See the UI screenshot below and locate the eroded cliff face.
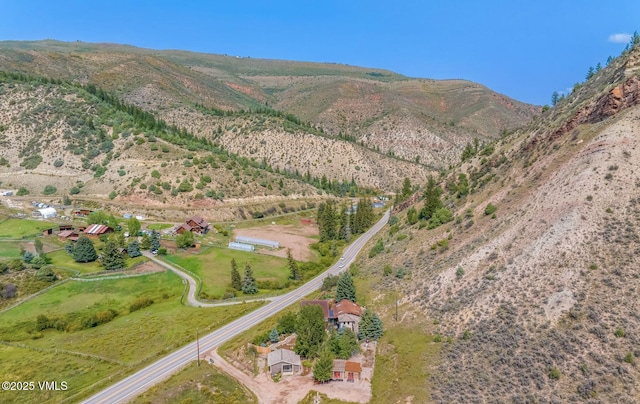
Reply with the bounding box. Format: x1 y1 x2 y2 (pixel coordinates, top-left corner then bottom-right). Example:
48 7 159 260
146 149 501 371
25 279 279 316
548 75 640 144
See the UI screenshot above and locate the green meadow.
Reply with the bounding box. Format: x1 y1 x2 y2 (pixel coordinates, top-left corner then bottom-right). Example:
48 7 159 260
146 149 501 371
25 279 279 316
165 246 289 299
0 271 263 403
0 218 52 239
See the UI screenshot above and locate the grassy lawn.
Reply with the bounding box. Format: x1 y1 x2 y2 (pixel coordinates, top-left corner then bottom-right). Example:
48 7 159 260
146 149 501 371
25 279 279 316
0 271 264 402
166 246 289 298
146 223 173 231
0 343 120 404
0 218 52 238
47 249 147 274
370 324 441 404
0 241 21 258
131 361 256 404
299 391 355 404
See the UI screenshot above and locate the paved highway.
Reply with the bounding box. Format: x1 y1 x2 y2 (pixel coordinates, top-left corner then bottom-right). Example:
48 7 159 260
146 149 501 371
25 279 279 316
82 209 390 404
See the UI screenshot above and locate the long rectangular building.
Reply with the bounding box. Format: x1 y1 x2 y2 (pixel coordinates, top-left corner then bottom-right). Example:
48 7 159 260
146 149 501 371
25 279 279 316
235 236 279 249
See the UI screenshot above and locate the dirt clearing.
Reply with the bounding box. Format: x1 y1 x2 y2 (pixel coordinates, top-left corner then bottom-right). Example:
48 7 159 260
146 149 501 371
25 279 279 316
233 221 318 262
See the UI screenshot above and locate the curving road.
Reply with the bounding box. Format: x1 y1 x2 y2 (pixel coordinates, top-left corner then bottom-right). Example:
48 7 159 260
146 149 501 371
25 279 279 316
82 209 390 404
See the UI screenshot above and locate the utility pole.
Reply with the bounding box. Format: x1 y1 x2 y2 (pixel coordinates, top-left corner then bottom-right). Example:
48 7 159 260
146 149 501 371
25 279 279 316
196 329 200 366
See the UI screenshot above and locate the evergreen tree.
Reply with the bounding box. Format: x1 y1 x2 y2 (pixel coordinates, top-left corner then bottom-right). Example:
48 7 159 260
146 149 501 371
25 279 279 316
551 91 559 106
338 204 351 242
73 235 98 263
102 240 125 270
456 173 469 197
359 310 384 340
127 217 141 236
242 264 258 294
287 249 301 280
65 241 74 254
269 328 280 343
140 234 151 250
335 271 356 303
401 177 412 199
30 255 46 269
406 207 418 225
419 176 443 220
127 240 142 258
230 258 242 290
295 304 326 358
22 251 34 263
318 201 338 242
36 267 57 282
313 348 334 383
150 230 161 251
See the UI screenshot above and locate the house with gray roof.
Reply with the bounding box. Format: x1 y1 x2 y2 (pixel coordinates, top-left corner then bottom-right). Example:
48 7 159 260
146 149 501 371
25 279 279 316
267 348 301 376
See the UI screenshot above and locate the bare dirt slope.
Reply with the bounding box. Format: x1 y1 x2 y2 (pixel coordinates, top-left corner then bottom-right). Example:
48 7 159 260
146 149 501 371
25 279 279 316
358 46 640 402
0 40 538 172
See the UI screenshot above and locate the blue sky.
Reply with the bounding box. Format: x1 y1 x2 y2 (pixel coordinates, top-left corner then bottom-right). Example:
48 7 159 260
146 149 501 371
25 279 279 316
1 0 638 105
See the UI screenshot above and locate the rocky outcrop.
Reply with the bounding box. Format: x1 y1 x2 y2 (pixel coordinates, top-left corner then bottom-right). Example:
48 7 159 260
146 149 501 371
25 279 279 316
549 75 640 143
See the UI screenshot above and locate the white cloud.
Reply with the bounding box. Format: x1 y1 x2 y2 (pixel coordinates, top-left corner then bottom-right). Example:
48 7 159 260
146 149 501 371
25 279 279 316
608 33 632 44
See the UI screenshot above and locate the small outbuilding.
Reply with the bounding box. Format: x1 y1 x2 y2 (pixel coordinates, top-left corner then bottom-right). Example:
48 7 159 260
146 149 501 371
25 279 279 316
267 348 301 377
332 360 362 382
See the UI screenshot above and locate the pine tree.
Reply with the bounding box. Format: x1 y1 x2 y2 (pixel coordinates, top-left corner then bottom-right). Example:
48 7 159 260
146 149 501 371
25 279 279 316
401 177 412 199
230 258 242 290
335 271 356 303
419 176 443 220
127 240 142 258
102 240 125 270
242 264 258 294
313 349 334 383
73 235 98 263
338 204 351 242
150 230 161 251
295 305 326 358
287 249 301 280
359 310 384 340
269 328 280 343
551 91 559 106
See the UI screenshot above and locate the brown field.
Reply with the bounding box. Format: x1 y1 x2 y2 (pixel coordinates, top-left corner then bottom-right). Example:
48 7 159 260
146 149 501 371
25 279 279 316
233 221 318 262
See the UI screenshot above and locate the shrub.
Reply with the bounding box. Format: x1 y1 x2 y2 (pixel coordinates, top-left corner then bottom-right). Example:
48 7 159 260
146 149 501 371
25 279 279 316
484 203 497 216
108 191 117 200
321 275 339 291
624 352 635 364
42 185 57 195
151 170 161 179
16 187 29 196
69 186 80 195
368 239 384 258
53 159 64 168
614 327 625 338
130 297 154 312
548 367 561 380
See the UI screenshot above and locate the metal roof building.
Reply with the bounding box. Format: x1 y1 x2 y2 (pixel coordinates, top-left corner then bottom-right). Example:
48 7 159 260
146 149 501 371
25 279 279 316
228 242 255 252
235 236 279 249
